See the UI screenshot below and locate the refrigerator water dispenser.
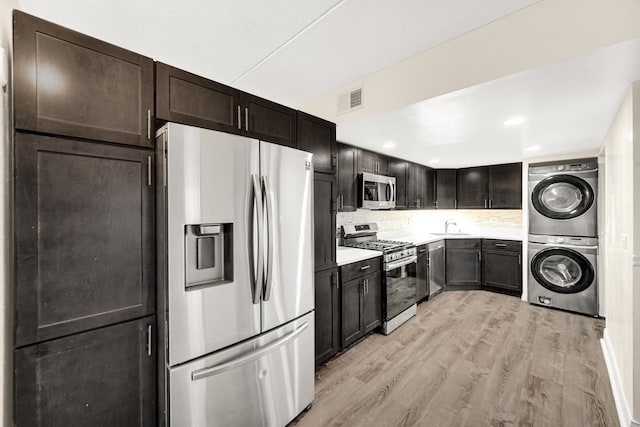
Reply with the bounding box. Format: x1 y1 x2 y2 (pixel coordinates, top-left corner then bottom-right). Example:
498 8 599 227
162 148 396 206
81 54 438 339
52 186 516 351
185 224 233 289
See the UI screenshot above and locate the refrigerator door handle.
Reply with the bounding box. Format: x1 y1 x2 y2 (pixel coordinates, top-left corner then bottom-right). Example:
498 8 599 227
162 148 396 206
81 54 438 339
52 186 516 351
249 174 264 304
262 175 276 301
190 322 309 381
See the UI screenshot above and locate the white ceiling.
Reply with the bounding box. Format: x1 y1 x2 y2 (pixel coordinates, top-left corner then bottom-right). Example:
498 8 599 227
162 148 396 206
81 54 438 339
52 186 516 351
337 37 640 168
19 0 539 106
17 0 640 169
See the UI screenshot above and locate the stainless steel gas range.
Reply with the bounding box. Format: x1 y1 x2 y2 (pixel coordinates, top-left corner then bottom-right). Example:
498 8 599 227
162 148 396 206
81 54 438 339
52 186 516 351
342 223 417 334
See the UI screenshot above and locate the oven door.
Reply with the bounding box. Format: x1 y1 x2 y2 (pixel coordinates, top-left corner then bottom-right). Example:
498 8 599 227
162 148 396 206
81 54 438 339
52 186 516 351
384 256 417 320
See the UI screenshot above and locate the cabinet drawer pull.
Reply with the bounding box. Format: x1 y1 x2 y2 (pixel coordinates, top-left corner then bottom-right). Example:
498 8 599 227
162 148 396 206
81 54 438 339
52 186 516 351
360 265 370 271
419 249 427 253
494 243 507 247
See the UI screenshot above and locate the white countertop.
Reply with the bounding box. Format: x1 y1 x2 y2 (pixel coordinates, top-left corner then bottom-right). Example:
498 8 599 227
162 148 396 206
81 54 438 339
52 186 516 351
336 246 382 266
336 227 523 266
387 228 524 246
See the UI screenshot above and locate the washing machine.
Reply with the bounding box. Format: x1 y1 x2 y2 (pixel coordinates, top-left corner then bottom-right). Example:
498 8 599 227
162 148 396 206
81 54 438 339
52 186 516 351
528 234 598 316
529 158 597 237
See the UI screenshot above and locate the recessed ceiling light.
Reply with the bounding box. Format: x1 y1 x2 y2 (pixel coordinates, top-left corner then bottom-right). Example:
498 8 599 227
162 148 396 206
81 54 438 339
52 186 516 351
504 116 527 126
429 159 440 164
382 141 396 149
525 145 541 152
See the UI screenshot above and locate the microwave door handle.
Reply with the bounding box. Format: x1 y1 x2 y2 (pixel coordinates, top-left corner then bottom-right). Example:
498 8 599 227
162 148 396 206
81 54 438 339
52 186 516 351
262 176 275 301
250 175 264 304
389 180 395 202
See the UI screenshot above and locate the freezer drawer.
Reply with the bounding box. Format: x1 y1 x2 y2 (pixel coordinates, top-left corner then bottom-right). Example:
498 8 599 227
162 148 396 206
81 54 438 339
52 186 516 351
169 312 314 427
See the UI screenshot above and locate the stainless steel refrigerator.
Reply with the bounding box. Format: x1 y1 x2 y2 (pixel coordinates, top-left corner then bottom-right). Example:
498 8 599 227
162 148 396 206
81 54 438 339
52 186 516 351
156 123 315 426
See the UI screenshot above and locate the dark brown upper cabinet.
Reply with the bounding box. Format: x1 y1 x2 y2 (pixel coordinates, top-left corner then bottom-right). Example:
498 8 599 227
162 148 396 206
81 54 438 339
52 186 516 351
424 167 435 209
15 316 156 427
406 163 435 210
388 158 408 209
313 172 337 272
156 63 239 134
155 63 297 147
457 166 489 209
241 92 297 147
357 149 388 175
488 162 522 209
297 111 336 174
13 11 154 148
435 169 457 209
337 143 358 212
14 133 155 347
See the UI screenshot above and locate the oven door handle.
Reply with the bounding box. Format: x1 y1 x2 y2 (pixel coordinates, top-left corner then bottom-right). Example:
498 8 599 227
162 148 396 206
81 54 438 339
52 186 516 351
385 255 417 271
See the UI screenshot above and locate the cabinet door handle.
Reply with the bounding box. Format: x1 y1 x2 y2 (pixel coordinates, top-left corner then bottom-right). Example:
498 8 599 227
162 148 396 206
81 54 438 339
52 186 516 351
332 271 338 288
419 249 427 253
435 200 438 209
365 278 369 294
245 108 249 131
489 199 492 209
518 254 521 265
147 110 151 140
484 199 488 208
455 199 458 209
478 252 481 262
360 265 370 271
147 156 152 187
146 324 152 356
237 106 242 130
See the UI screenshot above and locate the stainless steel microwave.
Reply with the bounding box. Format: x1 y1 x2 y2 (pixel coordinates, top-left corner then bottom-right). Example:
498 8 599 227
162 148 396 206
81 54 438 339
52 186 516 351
358 172 396 209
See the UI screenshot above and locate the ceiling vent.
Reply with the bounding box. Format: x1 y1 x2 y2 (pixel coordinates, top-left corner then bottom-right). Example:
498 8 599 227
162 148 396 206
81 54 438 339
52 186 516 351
337 86 364 115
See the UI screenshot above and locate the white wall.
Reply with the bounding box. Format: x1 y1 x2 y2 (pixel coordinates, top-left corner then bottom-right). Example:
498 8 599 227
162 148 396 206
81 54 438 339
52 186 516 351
0 1 20 426
301 0 640 124
601 82 640 426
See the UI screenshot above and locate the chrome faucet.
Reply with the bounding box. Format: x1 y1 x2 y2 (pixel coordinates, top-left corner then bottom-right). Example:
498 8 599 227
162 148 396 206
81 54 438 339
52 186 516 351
444 219 458 234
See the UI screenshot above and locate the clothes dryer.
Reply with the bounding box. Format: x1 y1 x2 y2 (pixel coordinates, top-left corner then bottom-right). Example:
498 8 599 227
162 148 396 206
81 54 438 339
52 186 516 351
528 158 597 237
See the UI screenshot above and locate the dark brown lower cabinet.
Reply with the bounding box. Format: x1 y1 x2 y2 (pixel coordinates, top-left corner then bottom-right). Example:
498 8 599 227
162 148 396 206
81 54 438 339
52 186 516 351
314 268 340 366
15 316 156 427
445 239 482 289
362 271 382 334
482 240 523 297
340 261 381 348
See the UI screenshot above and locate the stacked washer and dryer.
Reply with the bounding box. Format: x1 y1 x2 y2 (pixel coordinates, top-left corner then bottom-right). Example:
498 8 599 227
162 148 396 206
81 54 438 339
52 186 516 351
528 158 599 316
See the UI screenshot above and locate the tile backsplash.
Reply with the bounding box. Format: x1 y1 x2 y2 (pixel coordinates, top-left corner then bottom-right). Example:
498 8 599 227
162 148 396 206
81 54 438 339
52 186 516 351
337 209 522 237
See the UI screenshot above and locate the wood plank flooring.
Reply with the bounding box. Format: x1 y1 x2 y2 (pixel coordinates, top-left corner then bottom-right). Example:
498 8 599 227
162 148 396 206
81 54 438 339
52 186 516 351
293 291 618 427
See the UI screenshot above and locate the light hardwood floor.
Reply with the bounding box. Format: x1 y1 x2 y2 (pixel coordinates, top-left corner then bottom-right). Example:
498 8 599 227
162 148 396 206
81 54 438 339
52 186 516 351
294 290 618 427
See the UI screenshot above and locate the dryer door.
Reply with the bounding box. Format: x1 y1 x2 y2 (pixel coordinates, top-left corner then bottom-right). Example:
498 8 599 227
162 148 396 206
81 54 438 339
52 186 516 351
531 175 594 220
530 247 594 294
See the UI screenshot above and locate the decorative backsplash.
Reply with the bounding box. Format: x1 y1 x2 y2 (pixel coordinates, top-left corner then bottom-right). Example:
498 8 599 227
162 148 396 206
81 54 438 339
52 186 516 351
337 209 522 237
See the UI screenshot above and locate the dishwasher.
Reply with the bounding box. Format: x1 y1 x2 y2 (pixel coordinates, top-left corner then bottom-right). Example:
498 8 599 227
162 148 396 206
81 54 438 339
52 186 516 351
428 241 445 298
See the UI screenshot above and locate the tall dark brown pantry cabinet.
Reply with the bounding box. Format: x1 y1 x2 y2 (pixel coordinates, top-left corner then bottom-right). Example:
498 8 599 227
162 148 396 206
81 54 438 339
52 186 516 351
314 268 340 366
13 11 156 427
